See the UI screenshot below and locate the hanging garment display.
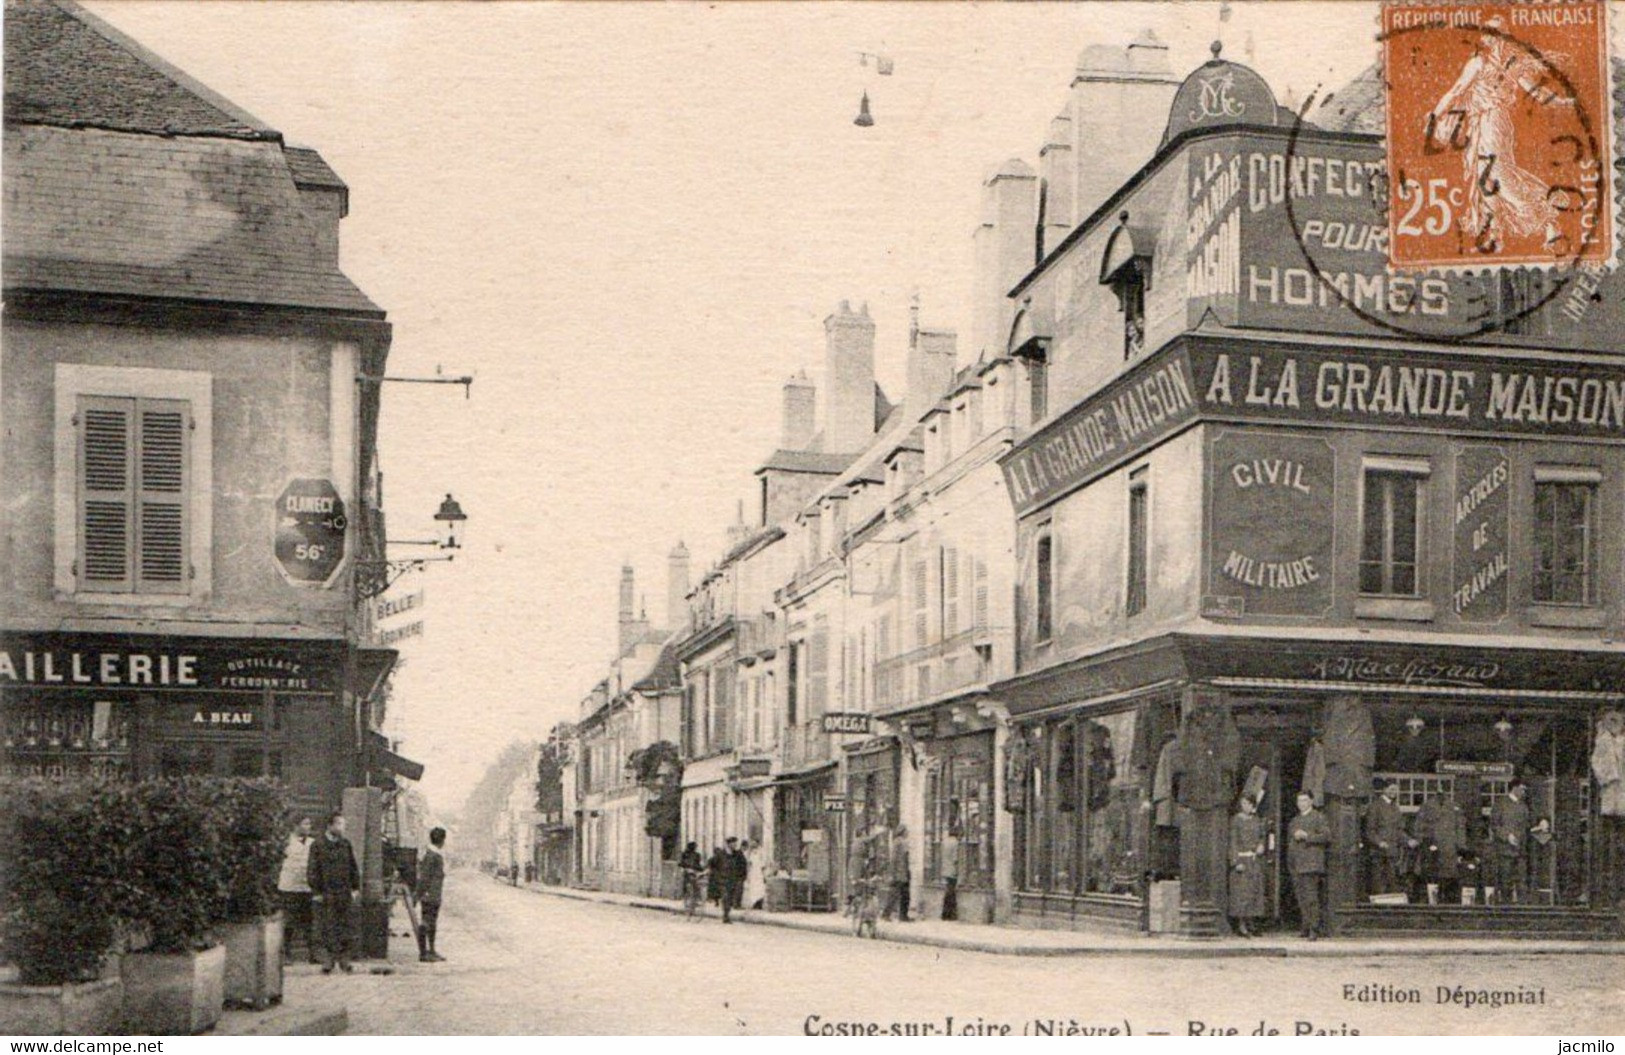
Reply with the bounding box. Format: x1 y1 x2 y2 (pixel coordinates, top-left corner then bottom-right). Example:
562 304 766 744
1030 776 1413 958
1004 730 1031 813
1301 738 1327 807
1153 738 1178 827
1173 697 1241 811
1592 711 1625 817
1322 694 1376 798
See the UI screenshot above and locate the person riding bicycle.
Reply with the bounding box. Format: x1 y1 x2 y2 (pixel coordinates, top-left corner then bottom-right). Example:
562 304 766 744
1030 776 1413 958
678 841 707 920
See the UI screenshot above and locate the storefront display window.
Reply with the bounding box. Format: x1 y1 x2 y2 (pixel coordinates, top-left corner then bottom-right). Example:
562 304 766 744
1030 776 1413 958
1015 709 1147 898
923 732 993 888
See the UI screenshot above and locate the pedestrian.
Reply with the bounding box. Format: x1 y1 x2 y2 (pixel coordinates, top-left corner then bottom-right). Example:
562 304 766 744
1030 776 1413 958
1415 786 1467 905
1488 779 1530 904
1287 791 1330 940
883 826 911 922
679 841 706 920
415 827 448 962
306 811 360 974
706 845 724 906
1364 782 1411 897
718 837 747 923
1228 794 1267 936
277 816 315 964
743 839 767 911
939 827 960 921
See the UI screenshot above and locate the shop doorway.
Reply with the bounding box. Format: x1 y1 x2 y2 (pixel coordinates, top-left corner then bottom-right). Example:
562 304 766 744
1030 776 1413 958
1237 712 1314 932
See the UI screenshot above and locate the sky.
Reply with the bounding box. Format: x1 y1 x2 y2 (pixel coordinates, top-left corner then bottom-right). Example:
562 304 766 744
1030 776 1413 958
83 1 1377 817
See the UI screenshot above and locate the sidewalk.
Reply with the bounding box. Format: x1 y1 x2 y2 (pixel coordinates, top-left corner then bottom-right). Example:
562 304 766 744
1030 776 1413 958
515 877 1625 959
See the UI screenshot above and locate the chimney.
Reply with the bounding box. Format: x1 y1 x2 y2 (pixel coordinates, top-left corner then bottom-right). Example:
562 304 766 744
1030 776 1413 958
971 160 1039 361
666 541 690 631
1071 32 1179 223
915 328 958 406
781 370 816 450
726 499 752 549
617 564 636 652
823 300 876 454
1039 112 1075 256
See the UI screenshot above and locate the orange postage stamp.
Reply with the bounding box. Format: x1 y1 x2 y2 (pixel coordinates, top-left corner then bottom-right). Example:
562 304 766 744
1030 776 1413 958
1382 0 1614 270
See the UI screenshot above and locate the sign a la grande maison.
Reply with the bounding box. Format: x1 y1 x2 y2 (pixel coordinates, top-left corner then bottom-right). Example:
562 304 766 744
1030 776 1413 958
1000 339 1625 516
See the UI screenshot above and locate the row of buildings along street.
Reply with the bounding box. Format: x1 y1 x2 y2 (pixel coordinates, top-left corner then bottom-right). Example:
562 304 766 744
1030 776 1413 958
505 31 1625 942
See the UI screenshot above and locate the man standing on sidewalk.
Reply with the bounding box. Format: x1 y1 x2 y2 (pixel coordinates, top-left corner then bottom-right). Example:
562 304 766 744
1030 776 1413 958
415 827 448 962
718 837 747 923
307 811 360 974
1288 792 1331 940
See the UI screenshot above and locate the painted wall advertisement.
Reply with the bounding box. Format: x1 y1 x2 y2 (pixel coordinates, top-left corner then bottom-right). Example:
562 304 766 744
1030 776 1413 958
1451 444 1510 621
1206 430 1335 616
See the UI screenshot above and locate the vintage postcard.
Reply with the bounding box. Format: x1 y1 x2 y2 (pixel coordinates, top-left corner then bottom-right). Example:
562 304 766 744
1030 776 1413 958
2 0 1624 1040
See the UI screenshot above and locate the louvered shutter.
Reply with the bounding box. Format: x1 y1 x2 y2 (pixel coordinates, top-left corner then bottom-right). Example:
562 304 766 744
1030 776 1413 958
79 397 135 591
135 399 189 593
973 554 989 631
943 546 960 637
912 558 929 648
808 624 828 718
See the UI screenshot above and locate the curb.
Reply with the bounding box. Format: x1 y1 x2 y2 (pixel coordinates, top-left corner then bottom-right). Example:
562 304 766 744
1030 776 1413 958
508 878 1625 959
216 1003 348 1036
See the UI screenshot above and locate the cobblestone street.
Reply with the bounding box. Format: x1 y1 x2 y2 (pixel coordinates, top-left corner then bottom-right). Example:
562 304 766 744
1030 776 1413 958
283 873 1625 1035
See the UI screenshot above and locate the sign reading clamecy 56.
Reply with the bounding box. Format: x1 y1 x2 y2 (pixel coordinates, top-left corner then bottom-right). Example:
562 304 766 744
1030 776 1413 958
999 340 1625 518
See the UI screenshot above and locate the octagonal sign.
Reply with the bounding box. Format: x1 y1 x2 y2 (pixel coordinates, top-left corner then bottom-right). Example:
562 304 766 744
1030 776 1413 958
275 477 347 586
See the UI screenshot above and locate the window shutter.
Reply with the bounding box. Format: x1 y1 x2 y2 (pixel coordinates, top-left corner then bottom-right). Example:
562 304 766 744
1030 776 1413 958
808 625 829 718
973 554 989 630
912 558 929 648
78 396 135 591
943 546 960 637
135 399 189 593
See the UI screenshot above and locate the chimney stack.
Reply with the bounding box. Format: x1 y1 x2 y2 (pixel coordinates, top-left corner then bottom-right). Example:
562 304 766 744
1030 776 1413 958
1071 32 1178 224
666 541 690 632
823 301 877 454
617 564 637 653
1039 113 1075 257
910 324 958 407
971 160 1039 361
781 370 816 450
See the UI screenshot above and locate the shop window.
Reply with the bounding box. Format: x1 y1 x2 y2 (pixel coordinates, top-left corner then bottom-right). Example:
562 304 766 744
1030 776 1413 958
1359 461 1427 596
1034 530 1055 643
923 734 993 888
1533 471 1597 605
1126 471 1149 617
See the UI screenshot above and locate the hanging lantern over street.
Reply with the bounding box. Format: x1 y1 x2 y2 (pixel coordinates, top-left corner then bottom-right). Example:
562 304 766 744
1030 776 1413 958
854 91 874 127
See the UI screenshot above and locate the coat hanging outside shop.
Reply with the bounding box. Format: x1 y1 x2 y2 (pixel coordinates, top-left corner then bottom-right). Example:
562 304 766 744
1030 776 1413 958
1415 795 1468 880
1593 711 1625 816
1172 699 1241 810
1320 695 1375 800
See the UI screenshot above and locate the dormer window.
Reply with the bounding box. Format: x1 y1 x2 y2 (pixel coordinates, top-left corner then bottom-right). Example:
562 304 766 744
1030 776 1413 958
1101 212 1154 361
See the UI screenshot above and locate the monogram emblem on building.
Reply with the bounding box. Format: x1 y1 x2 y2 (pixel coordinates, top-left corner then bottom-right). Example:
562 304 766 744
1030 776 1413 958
1191 71 1246 122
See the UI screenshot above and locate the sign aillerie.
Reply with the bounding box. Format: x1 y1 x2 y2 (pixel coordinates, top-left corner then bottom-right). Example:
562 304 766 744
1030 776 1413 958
0 633 339 693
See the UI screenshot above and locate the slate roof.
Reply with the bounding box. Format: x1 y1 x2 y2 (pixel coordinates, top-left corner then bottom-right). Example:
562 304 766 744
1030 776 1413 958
756 449 853 475
630 643 681 693
3 0 382 315
4 0 277 139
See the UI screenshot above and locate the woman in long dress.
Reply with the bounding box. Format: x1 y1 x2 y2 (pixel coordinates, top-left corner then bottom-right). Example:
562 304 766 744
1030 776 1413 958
1229 794 1269 937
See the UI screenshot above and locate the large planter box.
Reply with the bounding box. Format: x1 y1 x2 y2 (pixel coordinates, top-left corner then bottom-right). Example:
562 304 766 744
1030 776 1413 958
121 944 225 1035
0 976 124 1036
220 917 283 1010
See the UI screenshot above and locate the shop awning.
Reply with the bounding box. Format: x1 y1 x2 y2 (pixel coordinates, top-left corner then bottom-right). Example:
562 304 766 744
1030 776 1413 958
352 646 399 701
771 759 838 785
367 730 424 782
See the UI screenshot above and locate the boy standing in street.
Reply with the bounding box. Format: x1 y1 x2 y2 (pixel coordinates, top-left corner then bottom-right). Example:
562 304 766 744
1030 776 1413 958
307 811 360 974
416 827 448 961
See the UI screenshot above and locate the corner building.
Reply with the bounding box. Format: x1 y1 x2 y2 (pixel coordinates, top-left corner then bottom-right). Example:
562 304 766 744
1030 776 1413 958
0 0 401 819
990 41 1625 937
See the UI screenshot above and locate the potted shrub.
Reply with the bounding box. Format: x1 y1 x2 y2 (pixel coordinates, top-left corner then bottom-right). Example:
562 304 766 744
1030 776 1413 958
0 779 125 1035
116 779 229 1035
215 780 289 1010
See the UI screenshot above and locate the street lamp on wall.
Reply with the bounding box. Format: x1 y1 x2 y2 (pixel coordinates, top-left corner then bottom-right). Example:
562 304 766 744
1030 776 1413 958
357 493 471 599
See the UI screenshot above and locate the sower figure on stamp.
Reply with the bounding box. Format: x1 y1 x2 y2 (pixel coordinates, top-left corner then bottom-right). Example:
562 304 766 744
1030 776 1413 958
307 810 360 974
415 826 447 961
1426 15 1573 252
1364 782 1413 897
1288 792 1331 940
